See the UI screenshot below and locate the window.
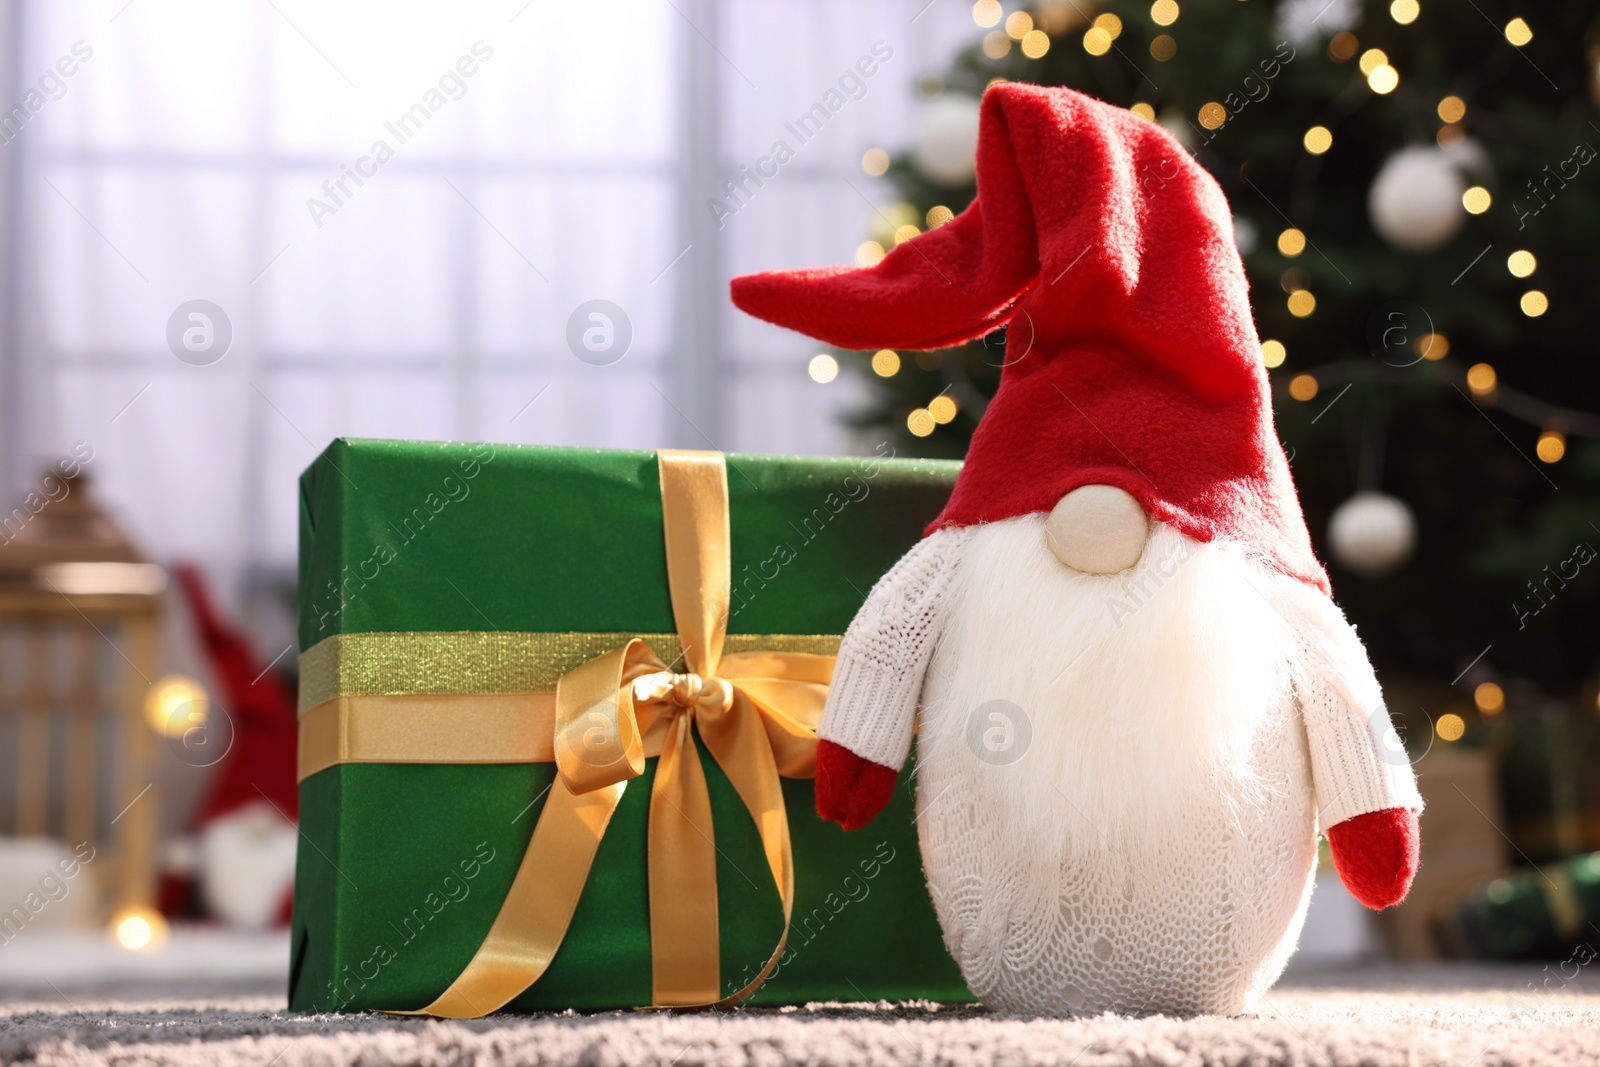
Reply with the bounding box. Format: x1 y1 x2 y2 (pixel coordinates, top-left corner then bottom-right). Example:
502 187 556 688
1 0 970 584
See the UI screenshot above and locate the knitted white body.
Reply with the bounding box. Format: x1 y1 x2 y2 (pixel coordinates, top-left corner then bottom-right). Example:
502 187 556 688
820 518 1422 1017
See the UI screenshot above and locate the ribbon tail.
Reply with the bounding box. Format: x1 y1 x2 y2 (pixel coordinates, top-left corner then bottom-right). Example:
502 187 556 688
394 777 625 1019
649 714 722 1006
696 689 796 1008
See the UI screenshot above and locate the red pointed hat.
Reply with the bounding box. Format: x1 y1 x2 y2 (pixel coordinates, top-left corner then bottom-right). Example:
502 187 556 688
732 83 1327 593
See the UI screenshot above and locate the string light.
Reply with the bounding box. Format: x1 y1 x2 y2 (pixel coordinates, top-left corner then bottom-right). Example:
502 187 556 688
983 31 1012 58
855 241 885 267
144 676 208 738
1417 332 1449 360
894 224 921 245
861 148 889 176
1475 682 1505 714
1507 250 1537 277
1005 11 1033 38
1304 126 1333 154
1287 290 1316 317
1437 95 1467 123
111 907 168 952
1289 374 1319 401
1130 102 1156 120
1327 32 1358 62
1521 290 1549 317
1035 3 1075 34
1368 64 1400 94
1537 429 1566 463
886 201 920 228
1462 186 1492 213
871 350 901 377
1504 17 1532 47
1466 362 1497 396
1198 102 1226 129
1359 48 1389 74
1094 13 1123 37
1277 228 1306 256
928 395 958 423
1151 0 1180 27
971 0 1002 29
1437 124 1465 147
926 205 954 228
1021 29 1051 58
1436 713 1466 741
1261 340 1286 368
1390 0 1419 24
808 354 839 383
1083 26 1112 55
907 409 936 437
1150 35 1176 60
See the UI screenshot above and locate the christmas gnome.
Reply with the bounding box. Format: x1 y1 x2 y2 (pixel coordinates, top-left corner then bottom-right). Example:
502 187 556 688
173 565 300 929
731 84 1421 1017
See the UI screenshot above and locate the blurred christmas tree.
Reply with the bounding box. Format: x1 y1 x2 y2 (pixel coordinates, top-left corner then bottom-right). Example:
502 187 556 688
842 0 1600 708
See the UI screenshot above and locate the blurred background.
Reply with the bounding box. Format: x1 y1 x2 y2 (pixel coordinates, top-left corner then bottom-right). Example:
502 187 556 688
0 0 1595 991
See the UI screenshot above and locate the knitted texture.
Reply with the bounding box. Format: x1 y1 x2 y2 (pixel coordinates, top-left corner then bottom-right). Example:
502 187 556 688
816 525 972 771
821 520 1420 1016
1327 807 1421 910
1274 576 1424 830
730 83 1327 593
916 694 1318 1017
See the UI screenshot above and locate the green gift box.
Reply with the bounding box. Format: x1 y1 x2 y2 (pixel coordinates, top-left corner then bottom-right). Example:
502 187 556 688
1448 852 1600 960
290 438 972 1013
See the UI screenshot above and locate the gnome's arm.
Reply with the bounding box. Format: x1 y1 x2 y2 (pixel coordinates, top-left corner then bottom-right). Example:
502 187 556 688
816 525 972 830
1278 581 1423 910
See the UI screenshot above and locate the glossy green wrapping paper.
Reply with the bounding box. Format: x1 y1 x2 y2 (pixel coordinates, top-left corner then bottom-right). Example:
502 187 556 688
290 438 972 1012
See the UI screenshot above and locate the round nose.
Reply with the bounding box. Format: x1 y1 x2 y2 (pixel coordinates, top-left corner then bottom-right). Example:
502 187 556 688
1045 485 1149 574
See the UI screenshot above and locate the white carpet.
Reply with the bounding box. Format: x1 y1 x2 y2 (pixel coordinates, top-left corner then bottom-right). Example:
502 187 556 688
0 962 1595 1066
0 927 290 996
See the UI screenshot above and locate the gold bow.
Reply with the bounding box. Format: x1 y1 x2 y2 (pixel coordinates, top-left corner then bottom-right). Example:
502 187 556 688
373 449 831 1016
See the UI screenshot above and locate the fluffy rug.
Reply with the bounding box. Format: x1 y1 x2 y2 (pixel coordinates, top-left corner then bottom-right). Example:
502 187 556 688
0 963 1596 1066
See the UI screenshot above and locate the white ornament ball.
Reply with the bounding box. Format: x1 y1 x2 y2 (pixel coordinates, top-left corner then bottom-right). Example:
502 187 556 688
1368 147 1467 252
1328 491 1416 577
912 94 982 187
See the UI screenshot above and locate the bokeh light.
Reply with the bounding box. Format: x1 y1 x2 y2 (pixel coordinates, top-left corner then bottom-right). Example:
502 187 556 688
807 354 838 383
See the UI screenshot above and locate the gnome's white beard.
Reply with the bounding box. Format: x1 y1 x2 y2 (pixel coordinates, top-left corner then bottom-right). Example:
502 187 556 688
917 515 1301 861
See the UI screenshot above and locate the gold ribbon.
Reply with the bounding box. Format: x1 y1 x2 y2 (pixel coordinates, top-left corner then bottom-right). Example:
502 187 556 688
295 631 839 781
1538 863 1585 942
298 450 834 1015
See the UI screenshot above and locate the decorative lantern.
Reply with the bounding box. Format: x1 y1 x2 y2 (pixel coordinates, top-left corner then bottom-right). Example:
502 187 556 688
0 470 165 918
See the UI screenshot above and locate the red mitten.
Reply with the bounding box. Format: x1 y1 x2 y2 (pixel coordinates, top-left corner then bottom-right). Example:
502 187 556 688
815 739 898 831
1325 807 1419 910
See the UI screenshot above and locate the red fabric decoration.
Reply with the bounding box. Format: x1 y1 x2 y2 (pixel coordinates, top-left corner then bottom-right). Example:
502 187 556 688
1326 806 1419 910
815 738 898 831
731 83 1327 594
173 565 300 824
